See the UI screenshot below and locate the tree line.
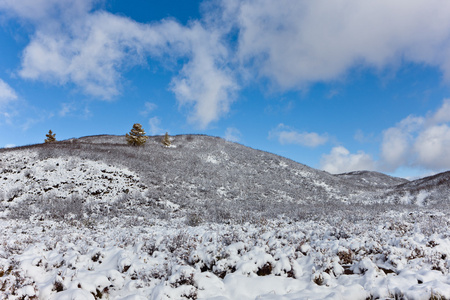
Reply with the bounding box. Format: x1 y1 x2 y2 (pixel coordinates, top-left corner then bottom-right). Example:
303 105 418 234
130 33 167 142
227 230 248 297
45 124 172 147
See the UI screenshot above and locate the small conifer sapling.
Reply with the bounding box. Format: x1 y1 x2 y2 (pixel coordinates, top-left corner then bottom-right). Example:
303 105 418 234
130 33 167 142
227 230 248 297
126 123 148 146
45 130 56 143
162 132 171 147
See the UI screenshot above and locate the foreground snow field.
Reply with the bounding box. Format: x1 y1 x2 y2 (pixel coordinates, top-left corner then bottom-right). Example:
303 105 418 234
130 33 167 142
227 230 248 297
1 212 450 300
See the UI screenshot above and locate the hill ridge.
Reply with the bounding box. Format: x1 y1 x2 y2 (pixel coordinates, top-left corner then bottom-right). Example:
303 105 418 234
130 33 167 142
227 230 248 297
1 134 449 222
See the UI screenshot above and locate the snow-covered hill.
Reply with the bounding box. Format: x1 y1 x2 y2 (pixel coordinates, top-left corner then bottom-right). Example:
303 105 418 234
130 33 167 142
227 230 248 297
1 135 449 299
335 170 408 188
1 135 448 218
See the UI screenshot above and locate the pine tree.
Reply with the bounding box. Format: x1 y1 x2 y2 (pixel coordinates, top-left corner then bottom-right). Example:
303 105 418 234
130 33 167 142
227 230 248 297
45 130 56 143
162 132 171 147
126 123 148 146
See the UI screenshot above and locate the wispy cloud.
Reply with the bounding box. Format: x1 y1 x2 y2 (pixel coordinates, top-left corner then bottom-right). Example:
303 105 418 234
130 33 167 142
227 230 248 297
269 124 328 148
0 78 17 105
0 112 14 125
354 129 375 143
140 102 158 116
22 114 52 131
58 102 91 119
59 102 75 117
224 127 242 142
0 79 18 126
264 99 295 115
148 116 164 136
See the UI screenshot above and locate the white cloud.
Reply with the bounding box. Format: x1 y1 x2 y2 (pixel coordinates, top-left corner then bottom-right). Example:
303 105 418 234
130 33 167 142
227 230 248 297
320 146 376 174
0 0 95 25
4 0 450 129
219 0 450 88
0 79 17 104
325 99 450 174
354 129 374 143
140 102 157 116
0 111 13 125
269 124 328 148
18 12 167 99
58 102 91 118
430 99 450 124
380 99 450 172
380 127 411 170
1 2 238 128
59 102 75 117
414 124 450 169
148 116 164 136
22 115 50 131
4 144 15 148
224 127 242 142
170 24 238 128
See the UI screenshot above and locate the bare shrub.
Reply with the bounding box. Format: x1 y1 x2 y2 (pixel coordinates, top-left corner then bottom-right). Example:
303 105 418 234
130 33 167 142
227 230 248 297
337 250 353 265
41 194 85 220
9 194 85 221
186 212 203 227
313 273 324 286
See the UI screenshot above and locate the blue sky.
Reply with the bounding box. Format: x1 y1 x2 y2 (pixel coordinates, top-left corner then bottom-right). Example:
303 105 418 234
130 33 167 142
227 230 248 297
1 0 450 179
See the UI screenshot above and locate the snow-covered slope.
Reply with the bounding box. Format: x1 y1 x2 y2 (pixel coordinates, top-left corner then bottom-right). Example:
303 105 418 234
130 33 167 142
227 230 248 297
0 149 148 219
336 170 408 187
373 171 450 206
1 135 450 299
0 150 145 202
1 134 448 213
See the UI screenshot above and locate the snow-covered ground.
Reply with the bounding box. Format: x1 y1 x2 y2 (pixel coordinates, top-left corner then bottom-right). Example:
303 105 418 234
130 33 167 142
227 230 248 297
0 150 146 208
1 144 450 299
1 212 450 300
